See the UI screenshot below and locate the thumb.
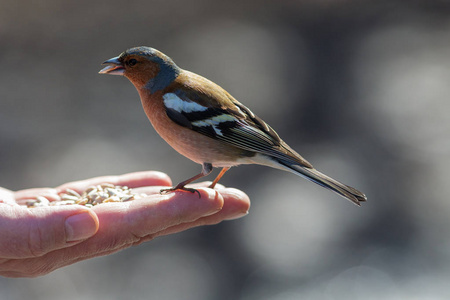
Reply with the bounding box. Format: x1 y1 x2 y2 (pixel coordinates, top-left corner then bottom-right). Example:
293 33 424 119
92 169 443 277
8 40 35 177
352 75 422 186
0 204 99 259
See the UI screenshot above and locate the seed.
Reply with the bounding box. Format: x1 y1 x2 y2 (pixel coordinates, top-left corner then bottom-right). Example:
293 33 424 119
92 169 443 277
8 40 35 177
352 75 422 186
65 188 81 197
101 183 115 189
36 196 50 205
106 188 119 196
85 187 96 195
104 196 121 203
99 191 109 199
61 194 80 201
121 195 135 201
76 198 88 205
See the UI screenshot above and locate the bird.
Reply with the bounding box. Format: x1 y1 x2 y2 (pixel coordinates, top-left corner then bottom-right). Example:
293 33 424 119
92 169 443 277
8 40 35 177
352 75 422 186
99 46 367 206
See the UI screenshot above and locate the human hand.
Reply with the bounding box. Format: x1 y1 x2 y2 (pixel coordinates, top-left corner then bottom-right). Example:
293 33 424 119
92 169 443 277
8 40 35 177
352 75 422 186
0 171 250 278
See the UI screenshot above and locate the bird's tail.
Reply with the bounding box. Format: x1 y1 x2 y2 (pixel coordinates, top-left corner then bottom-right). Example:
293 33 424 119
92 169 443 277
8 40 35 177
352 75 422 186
278 161 367 206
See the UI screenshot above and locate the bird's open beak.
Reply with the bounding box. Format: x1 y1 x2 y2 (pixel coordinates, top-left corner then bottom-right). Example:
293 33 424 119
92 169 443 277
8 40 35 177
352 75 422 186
99 56 124 75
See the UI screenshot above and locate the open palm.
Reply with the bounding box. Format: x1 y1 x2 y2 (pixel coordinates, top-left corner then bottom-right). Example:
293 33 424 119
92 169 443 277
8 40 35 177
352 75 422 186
0 171 250 277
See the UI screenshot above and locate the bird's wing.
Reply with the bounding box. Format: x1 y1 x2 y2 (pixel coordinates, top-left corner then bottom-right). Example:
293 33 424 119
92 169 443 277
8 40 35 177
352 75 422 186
163 76 313 168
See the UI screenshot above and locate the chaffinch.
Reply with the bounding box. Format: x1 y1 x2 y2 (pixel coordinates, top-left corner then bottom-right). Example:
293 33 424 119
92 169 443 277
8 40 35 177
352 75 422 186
99 46 367 206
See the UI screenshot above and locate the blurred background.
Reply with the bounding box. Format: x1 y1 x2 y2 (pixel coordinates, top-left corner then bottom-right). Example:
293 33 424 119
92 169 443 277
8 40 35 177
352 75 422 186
1 0 450 299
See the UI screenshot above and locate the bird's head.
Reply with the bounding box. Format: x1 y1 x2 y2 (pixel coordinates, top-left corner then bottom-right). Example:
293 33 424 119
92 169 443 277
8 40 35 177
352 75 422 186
99 46 180 93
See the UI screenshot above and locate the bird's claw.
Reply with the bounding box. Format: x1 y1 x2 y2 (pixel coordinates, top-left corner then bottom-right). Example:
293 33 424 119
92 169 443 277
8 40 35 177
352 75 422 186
160 187 201 198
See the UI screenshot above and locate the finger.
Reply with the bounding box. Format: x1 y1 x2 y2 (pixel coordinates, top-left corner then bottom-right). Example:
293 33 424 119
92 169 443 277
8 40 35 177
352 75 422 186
0 205 99 259
0 188 16 205
214 187 250 220
132 186 167 195
89 188 223 247
13 188 58 202
55 171 172 194
138 188 250 242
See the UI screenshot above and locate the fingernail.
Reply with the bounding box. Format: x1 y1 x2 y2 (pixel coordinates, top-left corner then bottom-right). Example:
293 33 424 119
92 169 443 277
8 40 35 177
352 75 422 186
226 211 249 220
190 188 223 216
65 212 98 242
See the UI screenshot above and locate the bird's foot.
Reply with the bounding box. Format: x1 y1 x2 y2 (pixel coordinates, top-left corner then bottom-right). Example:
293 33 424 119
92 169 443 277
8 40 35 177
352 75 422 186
160 186 201 198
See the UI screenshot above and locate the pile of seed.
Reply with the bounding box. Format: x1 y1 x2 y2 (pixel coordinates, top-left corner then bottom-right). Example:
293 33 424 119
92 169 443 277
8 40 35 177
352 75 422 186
27 184 146 208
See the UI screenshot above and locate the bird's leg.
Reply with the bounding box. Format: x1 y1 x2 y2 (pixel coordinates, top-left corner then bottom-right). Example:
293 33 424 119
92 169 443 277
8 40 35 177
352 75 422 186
160 163 213 197
209 167 230 189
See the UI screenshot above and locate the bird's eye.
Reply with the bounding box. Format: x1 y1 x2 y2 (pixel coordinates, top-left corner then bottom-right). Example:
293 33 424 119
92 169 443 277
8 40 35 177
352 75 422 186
128 59 137 67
